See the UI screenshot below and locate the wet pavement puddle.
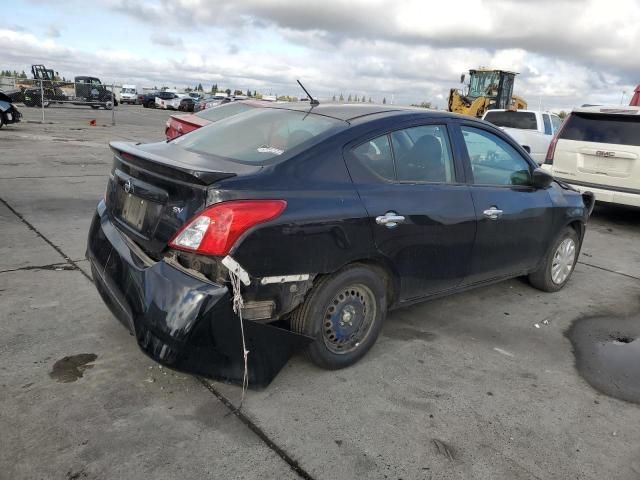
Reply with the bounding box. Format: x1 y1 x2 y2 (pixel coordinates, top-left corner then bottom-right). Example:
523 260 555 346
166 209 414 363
566 315 640 404
49 354 98 383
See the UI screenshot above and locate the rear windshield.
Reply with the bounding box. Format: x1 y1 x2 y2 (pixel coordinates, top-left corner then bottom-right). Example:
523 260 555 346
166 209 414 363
195 102 254 122
484 111 537 129
173 108 344 163
559 113 640 146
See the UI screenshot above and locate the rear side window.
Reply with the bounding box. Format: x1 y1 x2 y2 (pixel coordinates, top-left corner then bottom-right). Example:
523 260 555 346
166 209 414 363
352 125 455 183
391 125 454 183
559 113 640 146
484 111 537 130
196 102 253 122
352 135 394 180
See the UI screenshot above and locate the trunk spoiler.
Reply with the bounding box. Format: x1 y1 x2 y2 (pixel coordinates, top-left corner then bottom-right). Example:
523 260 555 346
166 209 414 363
110 141 244 186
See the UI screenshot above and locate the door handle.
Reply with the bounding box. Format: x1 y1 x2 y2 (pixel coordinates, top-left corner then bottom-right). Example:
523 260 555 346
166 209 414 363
376 212 406 228
483 207 503 220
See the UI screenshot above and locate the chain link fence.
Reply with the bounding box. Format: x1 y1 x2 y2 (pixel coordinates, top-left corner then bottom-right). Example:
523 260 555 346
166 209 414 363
1 75 118 125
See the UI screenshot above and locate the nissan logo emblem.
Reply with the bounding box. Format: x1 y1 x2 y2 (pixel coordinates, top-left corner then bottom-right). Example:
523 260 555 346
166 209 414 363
124 179 133 194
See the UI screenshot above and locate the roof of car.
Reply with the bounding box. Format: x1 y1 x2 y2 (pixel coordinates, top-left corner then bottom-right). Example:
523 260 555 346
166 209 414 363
261 103 459 122
572 105 640 115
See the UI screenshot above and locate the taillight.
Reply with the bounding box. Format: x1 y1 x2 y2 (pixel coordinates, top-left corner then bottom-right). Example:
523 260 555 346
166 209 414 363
169 200 287 256
545 114 569 165
544 136 558 165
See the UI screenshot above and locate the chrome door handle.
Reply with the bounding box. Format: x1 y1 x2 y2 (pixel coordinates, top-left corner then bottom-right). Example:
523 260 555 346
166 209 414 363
483 207 503 220
376 212 406 228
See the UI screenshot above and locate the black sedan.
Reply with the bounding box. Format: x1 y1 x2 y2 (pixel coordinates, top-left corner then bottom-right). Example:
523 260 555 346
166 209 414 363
86 104 594 386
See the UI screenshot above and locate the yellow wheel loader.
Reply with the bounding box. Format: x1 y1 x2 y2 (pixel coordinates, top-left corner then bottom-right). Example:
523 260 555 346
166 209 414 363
448 69 527 118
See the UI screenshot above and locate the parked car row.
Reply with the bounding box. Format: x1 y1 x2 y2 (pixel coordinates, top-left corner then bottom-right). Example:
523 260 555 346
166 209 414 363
193 94 251 112
137 91 198 111
165 100 269 140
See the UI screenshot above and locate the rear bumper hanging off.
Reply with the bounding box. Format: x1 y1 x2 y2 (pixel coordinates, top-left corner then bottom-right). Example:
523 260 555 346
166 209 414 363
86 202 312 388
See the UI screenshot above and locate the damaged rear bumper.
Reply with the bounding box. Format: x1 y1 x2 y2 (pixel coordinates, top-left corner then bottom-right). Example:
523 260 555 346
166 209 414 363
86 201 311 387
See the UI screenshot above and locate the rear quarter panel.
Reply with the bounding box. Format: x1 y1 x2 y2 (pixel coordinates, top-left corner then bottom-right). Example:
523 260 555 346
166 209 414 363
211 134 376 278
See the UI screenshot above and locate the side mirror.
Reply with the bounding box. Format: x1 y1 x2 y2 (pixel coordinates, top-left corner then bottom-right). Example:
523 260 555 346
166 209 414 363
532 168 553 189
460 73 466 84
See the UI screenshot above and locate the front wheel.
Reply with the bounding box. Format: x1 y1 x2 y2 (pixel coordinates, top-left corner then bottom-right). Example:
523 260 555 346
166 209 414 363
291 265 387 369
0 114 4 128
529 227 580 292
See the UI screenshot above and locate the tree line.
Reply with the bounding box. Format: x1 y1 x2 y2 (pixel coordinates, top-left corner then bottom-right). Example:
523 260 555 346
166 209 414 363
0 70 28 78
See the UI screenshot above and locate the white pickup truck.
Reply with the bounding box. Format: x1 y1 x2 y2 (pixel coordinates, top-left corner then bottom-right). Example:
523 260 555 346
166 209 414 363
482 109 563 164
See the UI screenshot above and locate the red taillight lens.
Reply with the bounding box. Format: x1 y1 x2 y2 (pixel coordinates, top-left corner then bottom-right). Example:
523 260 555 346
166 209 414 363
169 200 287 256
544 136 558 165
545 114 569 165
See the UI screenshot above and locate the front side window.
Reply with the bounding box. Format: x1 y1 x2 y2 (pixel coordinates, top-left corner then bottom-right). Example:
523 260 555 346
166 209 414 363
551 115 562 132
391 125 454 183
174 108 343 163
468 71 500 98
461 126 531 186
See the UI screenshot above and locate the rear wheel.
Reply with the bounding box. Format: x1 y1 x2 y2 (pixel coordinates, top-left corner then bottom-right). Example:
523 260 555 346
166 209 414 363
291 265 387 369
529 227 579 292
0 114 4 128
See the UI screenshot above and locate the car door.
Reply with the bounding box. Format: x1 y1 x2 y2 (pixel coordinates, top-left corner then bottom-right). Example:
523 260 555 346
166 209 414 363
345 122 476 301
453 123 554 284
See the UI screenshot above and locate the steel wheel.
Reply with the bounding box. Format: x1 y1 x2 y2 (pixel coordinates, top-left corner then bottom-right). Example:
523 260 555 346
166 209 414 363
551 237 576 284
322 284 376 355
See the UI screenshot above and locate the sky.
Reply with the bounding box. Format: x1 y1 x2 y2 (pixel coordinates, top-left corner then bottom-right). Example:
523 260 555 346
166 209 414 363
2 0 639 111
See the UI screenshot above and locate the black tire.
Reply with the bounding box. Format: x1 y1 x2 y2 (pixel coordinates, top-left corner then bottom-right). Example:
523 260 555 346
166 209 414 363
0 114 4 129
529 227 580 292
291 264 387 369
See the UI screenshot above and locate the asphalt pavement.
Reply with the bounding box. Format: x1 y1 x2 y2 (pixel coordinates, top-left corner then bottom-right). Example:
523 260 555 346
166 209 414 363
1 104 639 480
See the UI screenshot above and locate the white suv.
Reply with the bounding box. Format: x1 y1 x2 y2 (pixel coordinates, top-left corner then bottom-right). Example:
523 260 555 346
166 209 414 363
544 106 640 207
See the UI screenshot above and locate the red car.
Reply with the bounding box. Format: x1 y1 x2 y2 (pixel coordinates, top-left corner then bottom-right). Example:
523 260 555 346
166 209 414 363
165 100 265 140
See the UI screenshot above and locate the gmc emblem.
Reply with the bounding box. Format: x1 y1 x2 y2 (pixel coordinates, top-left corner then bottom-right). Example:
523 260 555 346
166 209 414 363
595 151 615 157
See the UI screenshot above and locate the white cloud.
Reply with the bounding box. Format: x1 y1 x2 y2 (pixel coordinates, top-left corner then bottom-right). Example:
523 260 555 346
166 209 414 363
3 0 640 111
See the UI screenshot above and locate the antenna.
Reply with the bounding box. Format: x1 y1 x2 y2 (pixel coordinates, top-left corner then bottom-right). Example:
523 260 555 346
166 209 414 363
297 80 319 106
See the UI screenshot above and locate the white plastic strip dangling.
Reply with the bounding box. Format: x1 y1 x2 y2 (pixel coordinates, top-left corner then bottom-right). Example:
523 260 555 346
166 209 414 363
223 256 250 410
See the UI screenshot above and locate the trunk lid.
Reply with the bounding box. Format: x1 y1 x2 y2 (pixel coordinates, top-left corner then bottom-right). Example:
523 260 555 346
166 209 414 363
106 141 260 258
171 114 210 128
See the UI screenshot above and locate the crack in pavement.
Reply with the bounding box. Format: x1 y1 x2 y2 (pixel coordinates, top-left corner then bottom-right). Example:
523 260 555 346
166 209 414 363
0 195 317 480
0 174 107 180
577 260 640 282
197 377 316 480
0 263 77 274
0 196 92 283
